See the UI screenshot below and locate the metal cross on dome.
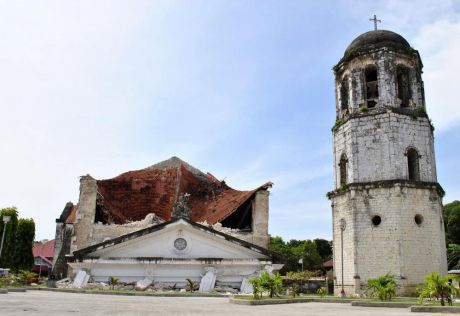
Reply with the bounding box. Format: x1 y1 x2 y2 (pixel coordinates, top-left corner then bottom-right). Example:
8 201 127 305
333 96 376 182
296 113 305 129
369 14 381 30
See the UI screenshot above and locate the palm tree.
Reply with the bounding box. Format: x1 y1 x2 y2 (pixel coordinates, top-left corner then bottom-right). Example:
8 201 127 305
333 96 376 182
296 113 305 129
448 244 460 270
185 278 198 292
366 274 398 301
418 272 458 306
108 276 119 290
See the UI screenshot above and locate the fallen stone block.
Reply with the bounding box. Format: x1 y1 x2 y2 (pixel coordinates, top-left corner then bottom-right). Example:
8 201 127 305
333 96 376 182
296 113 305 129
135 278 153 291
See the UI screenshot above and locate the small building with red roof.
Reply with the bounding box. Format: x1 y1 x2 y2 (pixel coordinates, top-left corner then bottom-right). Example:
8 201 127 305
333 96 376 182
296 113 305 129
32 239 55 277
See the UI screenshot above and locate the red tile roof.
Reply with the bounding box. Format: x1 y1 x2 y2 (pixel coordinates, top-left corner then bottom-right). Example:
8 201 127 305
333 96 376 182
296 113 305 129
323 259 333 268
33 239 55 260
65 204 77 224
95 157 272 224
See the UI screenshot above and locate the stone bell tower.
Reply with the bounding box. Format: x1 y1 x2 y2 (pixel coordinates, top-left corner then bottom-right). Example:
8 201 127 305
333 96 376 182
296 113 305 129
328 29 447 296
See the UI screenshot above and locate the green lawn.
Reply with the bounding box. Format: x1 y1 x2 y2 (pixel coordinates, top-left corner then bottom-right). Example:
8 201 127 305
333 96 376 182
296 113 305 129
232 294 460 306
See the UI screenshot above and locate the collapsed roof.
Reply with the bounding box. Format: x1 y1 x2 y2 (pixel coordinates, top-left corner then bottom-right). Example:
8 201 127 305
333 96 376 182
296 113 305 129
72 218 282 263
89 157 272 225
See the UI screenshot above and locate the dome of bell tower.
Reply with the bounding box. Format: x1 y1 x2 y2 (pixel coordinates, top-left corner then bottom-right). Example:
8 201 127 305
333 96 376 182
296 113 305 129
333 29 425 117
342 30 412 62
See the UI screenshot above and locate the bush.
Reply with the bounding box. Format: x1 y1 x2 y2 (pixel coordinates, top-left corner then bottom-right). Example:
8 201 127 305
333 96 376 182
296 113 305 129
0 275 7 288
366 274 397 301
286 270 318 281
317 287 327 297
249 272 283 299
18 270 37 285
417 272 458 306
259 272 283 298
248 277 263 299
289 283 300 298
185 278 198 292
108 276 119 290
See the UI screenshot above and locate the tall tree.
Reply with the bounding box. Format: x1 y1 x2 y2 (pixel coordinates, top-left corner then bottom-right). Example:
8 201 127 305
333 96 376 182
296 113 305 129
269 236 299 274
0 207 19 269
270 236 324 274
448 244 460 270
292 240 322 271
14 218 35 271
314 238 332 261
443 201 460 245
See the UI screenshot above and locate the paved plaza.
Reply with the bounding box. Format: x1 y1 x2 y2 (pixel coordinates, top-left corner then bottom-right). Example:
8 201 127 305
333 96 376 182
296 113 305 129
0 291 437 316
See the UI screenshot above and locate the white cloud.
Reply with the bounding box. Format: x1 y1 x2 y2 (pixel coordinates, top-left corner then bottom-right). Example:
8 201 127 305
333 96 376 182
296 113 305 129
413 19 460 130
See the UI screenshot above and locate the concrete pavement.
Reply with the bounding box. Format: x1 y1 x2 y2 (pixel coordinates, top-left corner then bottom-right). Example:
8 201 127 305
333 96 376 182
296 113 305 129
0 291 435 316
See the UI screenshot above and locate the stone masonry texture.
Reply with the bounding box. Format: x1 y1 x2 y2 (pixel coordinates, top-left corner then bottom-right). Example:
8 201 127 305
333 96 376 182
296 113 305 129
331 30 447 296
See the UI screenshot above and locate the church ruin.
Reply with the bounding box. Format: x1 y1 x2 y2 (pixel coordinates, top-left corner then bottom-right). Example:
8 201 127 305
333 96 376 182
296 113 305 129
52 157 281 291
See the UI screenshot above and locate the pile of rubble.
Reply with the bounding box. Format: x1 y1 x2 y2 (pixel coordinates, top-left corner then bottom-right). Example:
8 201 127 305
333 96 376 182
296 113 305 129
55 274 241 294
199 221 249 238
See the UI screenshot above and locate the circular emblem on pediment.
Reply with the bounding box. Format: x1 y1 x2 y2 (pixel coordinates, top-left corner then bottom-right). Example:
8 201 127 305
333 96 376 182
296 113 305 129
174 238 187 251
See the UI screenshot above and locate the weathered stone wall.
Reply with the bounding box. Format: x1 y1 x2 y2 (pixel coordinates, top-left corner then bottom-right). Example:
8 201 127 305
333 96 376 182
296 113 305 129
332 184 447 295
71 175 97 253
331 38 447 296
336 51 424 118
51 223 73 279
252 190 269 248
333 112 436 188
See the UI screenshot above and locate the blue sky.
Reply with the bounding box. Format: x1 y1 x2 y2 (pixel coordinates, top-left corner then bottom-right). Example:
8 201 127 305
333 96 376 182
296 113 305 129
1 0 460 241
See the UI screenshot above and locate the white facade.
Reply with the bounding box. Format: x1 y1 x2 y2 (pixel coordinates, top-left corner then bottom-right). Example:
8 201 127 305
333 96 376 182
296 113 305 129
69 219 281 291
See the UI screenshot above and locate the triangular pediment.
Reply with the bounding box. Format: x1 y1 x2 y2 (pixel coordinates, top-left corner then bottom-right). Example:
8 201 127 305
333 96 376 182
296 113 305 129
78 220 271 260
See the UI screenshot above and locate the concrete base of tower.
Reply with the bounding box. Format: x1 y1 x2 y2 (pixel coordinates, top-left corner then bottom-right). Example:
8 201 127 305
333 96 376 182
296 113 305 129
330 181 448 298
333 281 362 297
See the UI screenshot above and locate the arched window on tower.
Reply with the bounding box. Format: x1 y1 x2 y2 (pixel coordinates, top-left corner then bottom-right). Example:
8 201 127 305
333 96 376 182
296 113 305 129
406 148 420 181
339 154 348 186
340 76 349 111
365 65 378 108
397 66 411 107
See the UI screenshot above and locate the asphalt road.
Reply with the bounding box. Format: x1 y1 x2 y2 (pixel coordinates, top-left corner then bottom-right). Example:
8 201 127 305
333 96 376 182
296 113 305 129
0 291 435 316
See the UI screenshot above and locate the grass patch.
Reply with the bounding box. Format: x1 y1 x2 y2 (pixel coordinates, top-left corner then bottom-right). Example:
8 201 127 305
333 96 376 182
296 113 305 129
233 294 355 301
369 297 418 303
52 288 225 297
233 294 423 303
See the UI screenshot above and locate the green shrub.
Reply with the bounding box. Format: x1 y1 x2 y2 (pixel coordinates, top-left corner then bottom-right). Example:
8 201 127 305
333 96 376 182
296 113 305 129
248 276 263 299
185 278 198 292
108 276 119 290
366 274 397 301
259 272 283 298
289 283 300 298
417 272 458 306
359 104 368 112
317 287 328 297
249 272 283 299
18 270 36 285
0 275 7 288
